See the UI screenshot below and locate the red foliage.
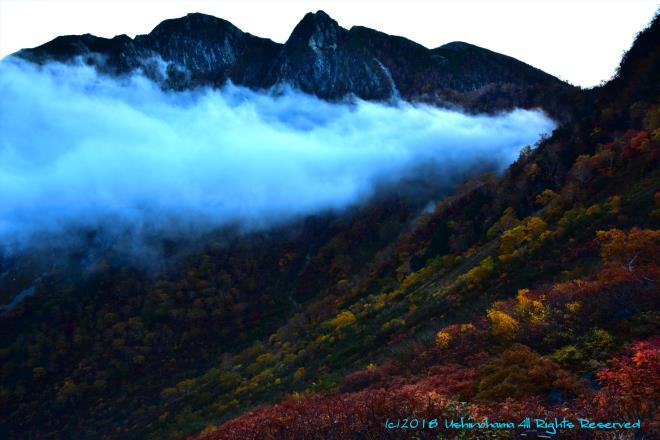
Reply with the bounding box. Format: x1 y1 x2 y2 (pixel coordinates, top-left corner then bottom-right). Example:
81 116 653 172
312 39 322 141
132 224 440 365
413 364 478 400
193 388 464 440
593 337 660 434
476 397 590 440
626 130 650 151
621 129 649 158
340 361 477 398
339 368 383 393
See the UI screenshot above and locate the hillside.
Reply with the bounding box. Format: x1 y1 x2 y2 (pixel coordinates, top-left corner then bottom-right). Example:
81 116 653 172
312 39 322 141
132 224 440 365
0 10 658 440
186 15 660 439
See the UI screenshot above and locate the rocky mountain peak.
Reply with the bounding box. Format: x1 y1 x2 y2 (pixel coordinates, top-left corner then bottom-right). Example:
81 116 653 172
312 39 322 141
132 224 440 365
286 10 344 51
439 41 473 51
136 13 246 74
147 13 242 39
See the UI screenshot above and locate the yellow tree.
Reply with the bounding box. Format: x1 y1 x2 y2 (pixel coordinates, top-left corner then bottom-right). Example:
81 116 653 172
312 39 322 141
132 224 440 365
487 308 519 341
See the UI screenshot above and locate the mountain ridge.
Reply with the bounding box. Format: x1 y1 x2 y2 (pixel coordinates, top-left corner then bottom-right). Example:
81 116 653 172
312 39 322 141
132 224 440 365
13 10 575 118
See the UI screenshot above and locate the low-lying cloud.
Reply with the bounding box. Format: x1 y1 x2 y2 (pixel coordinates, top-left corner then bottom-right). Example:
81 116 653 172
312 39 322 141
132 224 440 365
0 59 555 253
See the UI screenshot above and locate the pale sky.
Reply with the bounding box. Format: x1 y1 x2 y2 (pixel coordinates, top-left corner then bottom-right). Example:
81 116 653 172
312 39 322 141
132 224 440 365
0 0 658 87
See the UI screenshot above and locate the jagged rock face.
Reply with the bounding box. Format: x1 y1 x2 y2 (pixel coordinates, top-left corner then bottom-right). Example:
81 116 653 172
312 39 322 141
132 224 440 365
12 10 574 115
264 11 397 100
137 14 243 72
134 13 281 86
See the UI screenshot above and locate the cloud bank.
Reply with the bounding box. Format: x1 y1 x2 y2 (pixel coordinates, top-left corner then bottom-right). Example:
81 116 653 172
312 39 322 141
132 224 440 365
0 59 555 252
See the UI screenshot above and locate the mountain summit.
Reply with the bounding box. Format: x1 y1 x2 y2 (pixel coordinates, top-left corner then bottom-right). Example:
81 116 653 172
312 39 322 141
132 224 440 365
13 11 573 116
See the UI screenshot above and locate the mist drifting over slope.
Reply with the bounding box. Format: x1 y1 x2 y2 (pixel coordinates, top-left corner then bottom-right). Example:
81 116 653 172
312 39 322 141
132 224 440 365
0 59 555 252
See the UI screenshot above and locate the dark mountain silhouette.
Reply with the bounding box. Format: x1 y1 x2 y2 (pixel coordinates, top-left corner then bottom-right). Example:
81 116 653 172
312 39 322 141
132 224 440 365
14 11 574 118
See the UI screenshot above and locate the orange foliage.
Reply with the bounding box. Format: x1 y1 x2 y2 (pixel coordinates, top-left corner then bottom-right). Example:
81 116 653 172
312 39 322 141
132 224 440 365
593 337 660 433
475 344 583 401
596 227 660 272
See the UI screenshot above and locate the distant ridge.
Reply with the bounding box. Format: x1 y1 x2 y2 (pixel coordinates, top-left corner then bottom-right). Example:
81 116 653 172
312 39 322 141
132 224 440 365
13 10 575 118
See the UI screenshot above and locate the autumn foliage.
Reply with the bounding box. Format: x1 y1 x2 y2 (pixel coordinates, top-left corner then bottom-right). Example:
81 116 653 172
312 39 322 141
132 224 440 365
193 388 466 440
593 337 660 434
